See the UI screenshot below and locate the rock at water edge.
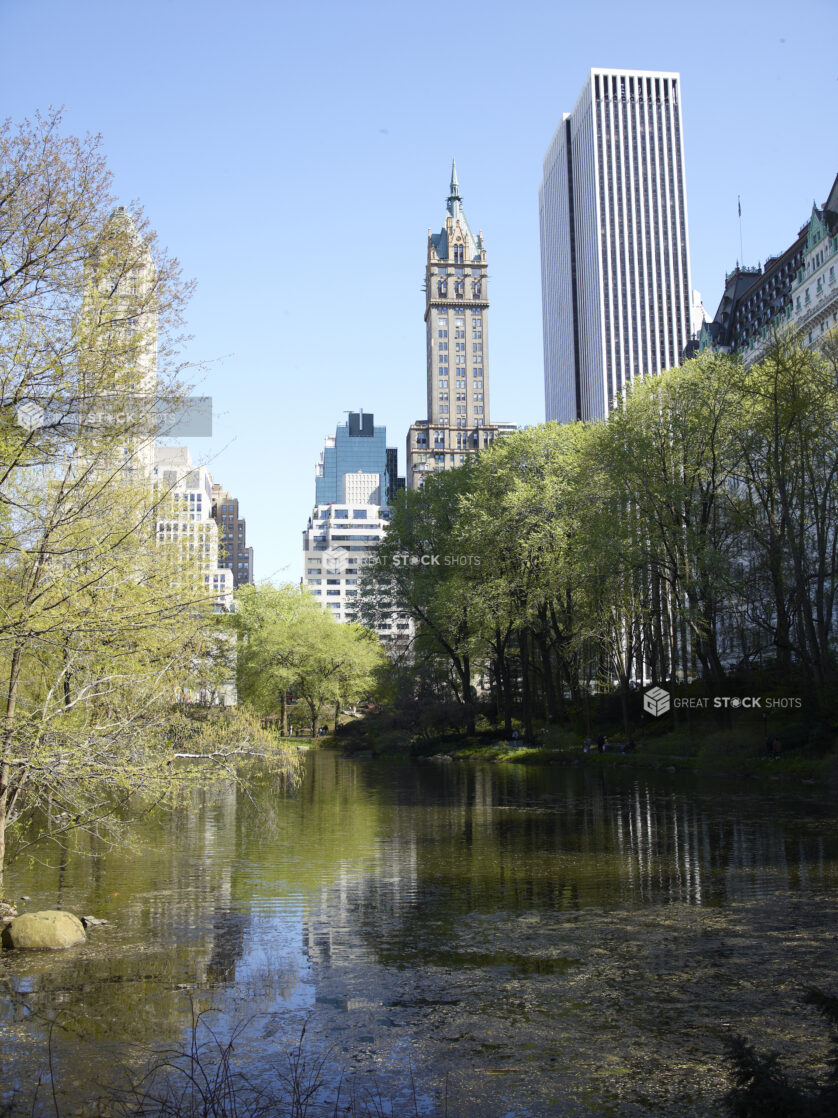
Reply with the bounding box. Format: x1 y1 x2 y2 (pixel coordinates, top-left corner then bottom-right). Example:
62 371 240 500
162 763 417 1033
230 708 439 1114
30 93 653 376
1 910 87 950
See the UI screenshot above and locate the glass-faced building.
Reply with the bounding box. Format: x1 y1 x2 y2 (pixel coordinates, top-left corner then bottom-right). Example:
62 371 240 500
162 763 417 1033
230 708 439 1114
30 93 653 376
304 412 407 634
315 410 389 506
539 69 694 423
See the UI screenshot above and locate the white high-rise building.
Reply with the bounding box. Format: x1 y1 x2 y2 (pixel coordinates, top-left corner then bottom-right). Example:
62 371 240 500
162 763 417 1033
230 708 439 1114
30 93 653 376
539 69 694 423
302 501 393 630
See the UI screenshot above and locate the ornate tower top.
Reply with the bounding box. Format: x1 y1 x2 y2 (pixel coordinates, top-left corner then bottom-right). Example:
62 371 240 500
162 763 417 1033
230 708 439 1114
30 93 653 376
429 162 484 265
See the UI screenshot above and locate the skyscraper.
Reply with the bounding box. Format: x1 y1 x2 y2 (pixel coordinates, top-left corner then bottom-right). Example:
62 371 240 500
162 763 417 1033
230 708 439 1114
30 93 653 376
315 410 390 506
303 412 406 633
539 69 693 423
406 163 511 488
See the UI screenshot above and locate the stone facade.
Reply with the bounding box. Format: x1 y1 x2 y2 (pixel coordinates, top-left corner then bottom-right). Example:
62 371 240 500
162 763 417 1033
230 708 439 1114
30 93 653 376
407 164 511 489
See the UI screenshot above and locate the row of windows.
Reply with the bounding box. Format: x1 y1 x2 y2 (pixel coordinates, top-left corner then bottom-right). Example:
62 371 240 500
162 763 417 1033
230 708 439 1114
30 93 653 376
318 508 370 519
437 316 482 327
436 280 483 298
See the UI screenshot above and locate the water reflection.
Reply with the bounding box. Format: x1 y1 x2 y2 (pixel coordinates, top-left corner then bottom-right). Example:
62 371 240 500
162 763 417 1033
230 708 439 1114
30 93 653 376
1 754 837 1116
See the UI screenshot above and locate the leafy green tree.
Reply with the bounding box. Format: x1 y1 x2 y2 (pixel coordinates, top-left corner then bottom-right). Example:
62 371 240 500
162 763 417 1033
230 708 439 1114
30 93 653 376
357 470 486 734
736 334 838 700
598 353 748 696
0 113 270 893
455 423 593 738
231 584 386 736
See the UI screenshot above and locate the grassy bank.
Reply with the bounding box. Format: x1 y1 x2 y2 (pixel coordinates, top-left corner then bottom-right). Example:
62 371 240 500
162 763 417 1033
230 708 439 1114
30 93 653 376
330 716 838 786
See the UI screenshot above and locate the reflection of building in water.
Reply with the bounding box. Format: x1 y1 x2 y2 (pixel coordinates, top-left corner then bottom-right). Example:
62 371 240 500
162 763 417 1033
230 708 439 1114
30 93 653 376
302 843 419 970
301 767 836 970
608 783 814 905
135 782 241 986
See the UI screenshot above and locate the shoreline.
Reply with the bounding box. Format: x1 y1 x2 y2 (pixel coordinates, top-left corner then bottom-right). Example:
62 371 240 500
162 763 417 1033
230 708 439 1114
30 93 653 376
326 730 837 788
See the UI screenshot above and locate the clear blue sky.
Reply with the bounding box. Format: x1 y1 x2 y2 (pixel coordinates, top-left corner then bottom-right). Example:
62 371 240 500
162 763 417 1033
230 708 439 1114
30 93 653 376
3 0 836 583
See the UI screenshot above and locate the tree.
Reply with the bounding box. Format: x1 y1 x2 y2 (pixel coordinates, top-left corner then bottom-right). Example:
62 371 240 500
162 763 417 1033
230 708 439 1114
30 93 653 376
0 112 276 893
597 354 748 697
736 334 838 701
231 584 387 736
357 470 486 734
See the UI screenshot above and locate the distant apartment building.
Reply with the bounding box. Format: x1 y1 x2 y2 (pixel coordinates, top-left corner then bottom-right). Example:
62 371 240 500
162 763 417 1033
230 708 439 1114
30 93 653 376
302 500 398 631
406 163 512 489
700 172 838 363
539 69 694 423
211 485 253 589
153 446 232 611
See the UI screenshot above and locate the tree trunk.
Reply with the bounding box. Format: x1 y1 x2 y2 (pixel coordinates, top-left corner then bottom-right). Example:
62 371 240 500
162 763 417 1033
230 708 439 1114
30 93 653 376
0 784 7 897
535 625 558 724
1 645 24 895
63 644 72 708
461 655 475 736
518 628 533 741
499 650 513 737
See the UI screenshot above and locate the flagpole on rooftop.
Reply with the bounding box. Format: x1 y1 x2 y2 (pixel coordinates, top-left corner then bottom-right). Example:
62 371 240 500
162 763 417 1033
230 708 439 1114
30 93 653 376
738 195 744 267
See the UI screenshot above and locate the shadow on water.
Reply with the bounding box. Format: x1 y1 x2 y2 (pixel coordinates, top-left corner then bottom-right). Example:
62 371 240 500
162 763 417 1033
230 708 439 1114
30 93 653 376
2 752 838 1115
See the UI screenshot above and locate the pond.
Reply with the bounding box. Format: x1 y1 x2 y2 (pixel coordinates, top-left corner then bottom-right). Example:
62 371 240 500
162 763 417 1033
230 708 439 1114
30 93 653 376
1 751 837 1116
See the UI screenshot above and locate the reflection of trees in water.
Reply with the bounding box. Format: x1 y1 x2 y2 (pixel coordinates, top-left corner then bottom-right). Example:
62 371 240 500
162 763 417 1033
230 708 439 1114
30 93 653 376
2 755 838 1114
321 763 838 964
0 753 385 1112
0 782 258 1112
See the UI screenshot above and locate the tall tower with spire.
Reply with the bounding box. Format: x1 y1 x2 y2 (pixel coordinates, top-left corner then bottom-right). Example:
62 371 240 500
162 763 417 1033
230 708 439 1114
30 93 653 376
406 163 508 489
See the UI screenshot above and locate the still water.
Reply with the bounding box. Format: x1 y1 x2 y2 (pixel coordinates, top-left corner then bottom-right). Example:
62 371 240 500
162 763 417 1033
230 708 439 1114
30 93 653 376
1 752 837 1116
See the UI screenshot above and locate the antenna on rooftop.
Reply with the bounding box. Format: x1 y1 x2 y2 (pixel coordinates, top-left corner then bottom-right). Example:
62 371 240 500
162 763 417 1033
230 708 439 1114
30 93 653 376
738 195 744 267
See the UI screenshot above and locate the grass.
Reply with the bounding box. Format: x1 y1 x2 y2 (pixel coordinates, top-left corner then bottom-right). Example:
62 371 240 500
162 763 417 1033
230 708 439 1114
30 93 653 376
326 707 837 787
6 1009 440 1118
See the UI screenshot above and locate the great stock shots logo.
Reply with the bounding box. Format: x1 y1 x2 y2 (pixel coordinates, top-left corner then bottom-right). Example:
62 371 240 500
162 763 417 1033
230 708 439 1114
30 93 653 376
643 686 671 717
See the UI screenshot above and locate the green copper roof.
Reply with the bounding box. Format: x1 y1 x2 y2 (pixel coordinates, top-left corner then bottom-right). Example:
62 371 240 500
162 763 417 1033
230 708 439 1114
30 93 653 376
431 162 483 262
